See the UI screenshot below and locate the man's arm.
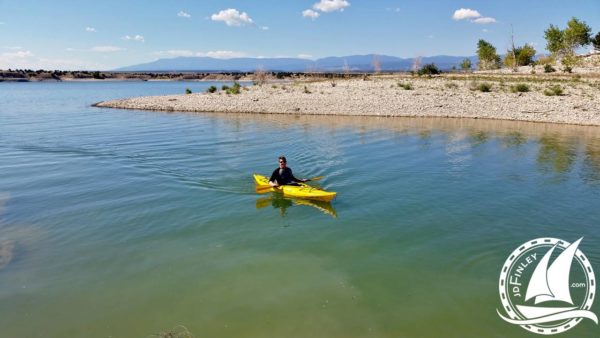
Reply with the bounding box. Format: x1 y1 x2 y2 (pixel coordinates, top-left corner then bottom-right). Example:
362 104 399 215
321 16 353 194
289 168 307 183
269 169 279 187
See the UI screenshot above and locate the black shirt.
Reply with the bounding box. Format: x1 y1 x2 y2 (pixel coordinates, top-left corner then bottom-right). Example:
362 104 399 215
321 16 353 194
269 167 301 185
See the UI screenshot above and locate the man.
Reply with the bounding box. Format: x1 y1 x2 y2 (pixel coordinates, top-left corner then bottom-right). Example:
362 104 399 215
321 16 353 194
269 156 307 187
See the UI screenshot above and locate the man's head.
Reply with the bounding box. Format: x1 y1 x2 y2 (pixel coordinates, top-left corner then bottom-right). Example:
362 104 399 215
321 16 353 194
278 156 287 168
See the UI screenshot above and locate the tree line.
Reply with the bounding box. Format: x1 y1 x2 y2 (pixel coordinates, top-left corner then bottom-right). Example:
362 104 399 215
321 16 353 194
463 17 600 73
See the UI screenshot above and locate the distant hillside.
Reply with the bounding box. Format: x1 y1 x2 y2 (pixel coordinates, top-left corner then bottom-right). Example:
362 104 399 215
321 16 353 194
115 54 478 72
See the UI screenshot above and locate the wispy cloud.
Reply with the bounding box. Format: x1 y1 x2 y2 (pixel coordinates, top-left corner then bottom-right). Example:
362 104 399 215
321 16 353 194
473 17 496 24
260 26 269 31
0 50 103 70
386 7 401 13
302 9 320 20
298 54 313 59
85 27 97 33
177 11 191 18
92 46 124 52
197 50 246 58
313 0 350 13
153 50 247 59
152 50 195 57
211 8 254 27
452 8 496 24
3 46 22 50
122 35 145 42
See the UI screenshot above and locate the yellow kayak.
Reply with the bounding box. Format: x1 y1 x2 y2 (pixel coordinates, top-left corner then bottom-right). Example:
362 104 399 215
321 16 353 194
254 174 337 202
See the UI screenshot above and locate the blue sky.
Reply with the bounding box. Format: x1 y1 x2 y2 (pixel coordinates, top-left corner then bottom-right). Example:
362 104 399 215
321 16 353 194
1 0 599 70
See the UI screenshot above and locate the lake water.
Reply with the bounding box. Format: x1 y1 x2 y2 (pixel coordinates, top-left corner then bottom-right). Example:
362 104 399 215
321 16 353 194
1 81 600 337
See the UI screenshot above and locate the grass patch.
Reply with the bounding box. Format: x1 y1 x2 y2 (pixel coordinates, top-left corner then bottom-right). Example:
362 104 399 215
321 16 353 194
510 83 530 93
397 82 413 90
185 88 192 94
471 82 492 92
544 85 563 96
225 82 241 94
206 85 217 93
444 82 459 89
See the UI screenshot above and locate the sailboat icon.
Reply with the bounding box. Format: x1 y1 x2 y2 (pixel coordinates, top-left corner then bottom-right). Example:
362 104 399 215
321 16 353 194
499 238 598 326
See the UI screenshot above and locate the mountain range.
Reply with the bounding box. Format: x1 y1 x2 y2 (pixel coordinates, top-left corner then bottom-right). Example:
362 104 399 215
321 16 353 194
115 54 478 72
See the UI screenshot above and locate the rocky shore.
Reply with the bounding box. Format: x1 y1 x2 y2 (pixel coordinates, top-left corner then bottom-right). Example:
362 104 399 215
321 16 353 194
95 74 600 126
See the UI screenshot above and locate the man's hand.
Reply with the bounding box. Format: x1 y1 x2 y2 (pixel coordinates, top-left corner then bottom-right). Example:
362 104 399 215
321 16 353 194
269 180 279 187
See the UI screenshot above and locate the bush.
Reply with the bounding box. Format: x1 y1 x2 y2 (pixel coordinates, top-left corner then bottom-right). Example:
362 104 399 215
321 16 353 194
418 63 440 76
544 64 556 73
303 86 311 94
206 86 217 93
544 85 563 96
444 82 459 89
397 82 413 90
221 85 230 91
225 82 241 94
510 84 530 93
472 82 492 92
185 88 192 94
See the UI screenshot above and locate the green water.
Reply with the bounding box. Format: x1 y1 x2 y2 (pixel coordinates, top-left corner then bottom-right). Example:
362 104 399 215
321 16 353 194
1 82 599 337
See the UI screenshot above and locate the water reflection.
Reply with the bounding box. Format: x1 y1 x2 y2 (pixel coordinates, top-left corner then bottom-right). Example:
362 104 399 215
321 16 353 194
537 134 578 174
255 195 337 218
206 114 600 183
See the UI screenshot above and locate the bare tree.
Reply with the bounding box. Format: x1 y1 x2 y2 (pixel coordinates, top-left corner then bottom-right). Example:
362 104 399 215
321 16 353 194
253 66 268 85
342 59 350 78
412 56 422 72
372 54 382 73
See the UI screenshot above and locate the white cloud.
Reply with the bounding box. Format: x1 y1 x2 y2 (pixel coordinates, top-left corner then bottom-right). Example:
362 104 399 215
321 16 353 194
152 50 195 57
260 26 269 31
85 27 97 33
3 46 22 50
92 46 124 52
452 8 496 24
452 8 481 20
211 8 254 27
0 50 104 70
386 7 400 13
177 11 191 18
302 9 320 19
473 17 496 24
122 35 145 42
298 54 313 59
313 0 350 13
197 50 246 59
152 50 247 59
482 28 489 33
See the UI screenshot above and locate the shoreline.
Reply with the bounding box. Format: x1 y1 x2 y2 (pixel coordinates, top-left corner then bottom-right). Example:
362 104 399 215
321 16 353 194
94 75 600 127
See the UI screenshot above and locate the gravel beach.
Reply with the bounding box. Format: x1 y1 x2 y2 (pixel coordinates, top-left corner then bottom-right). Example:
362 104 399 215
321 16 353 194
95 75 600 126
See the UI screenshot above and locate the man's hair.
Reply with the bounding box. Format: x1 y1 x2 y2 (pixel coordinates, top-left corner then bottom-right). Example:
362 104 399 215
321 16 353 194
278 156 287 163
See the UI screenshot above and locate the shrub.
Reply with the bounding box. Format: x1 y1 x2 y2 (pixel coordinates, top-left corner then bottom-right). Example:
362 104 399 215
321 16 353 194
206 86 217 93
225 82 241 94
185 88 192 94
471 82 492 92
303 86 311 94
445 82 459 89
544 85 563 96
544 64 556 73
397 82 413 90
510 84 530 93
221 85 230 91
418 63 440 76
460 58 472 72
477 39 501 70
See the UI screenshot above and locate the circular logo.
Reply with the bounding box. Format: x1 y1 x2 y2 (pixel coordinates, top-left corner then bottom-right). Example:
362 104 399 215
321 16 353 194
497 238 597 335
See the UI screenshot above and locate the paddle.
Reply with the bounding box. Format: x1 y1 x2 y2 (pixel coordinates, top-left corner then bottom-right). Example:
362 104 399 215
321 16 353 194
306 176 324 182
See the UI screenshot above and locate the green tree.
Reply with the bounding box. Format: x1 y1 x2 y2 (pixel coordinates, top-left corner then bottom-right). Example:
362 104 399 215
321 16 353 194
505 44 537 67
592 32 600 52
476 39 500 70
460 58 472 72
563 17 592 50
544 17 591 57
544 24 564 56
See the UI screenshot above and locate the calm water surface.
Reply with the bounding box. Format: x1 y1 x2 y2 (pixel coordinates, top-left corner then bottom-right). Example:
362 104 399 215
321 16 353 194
1 82 600 337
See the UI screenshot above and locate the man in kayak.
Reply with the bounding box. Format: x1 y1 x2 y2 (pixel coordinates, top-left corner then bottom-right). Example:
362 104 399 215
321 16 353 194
269 156 308 187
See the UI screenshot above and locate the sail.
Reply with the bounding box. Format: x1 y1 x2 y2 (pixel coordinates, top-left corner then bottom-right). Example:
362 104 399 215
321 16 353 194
535 238 581 305
525 244 555 302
